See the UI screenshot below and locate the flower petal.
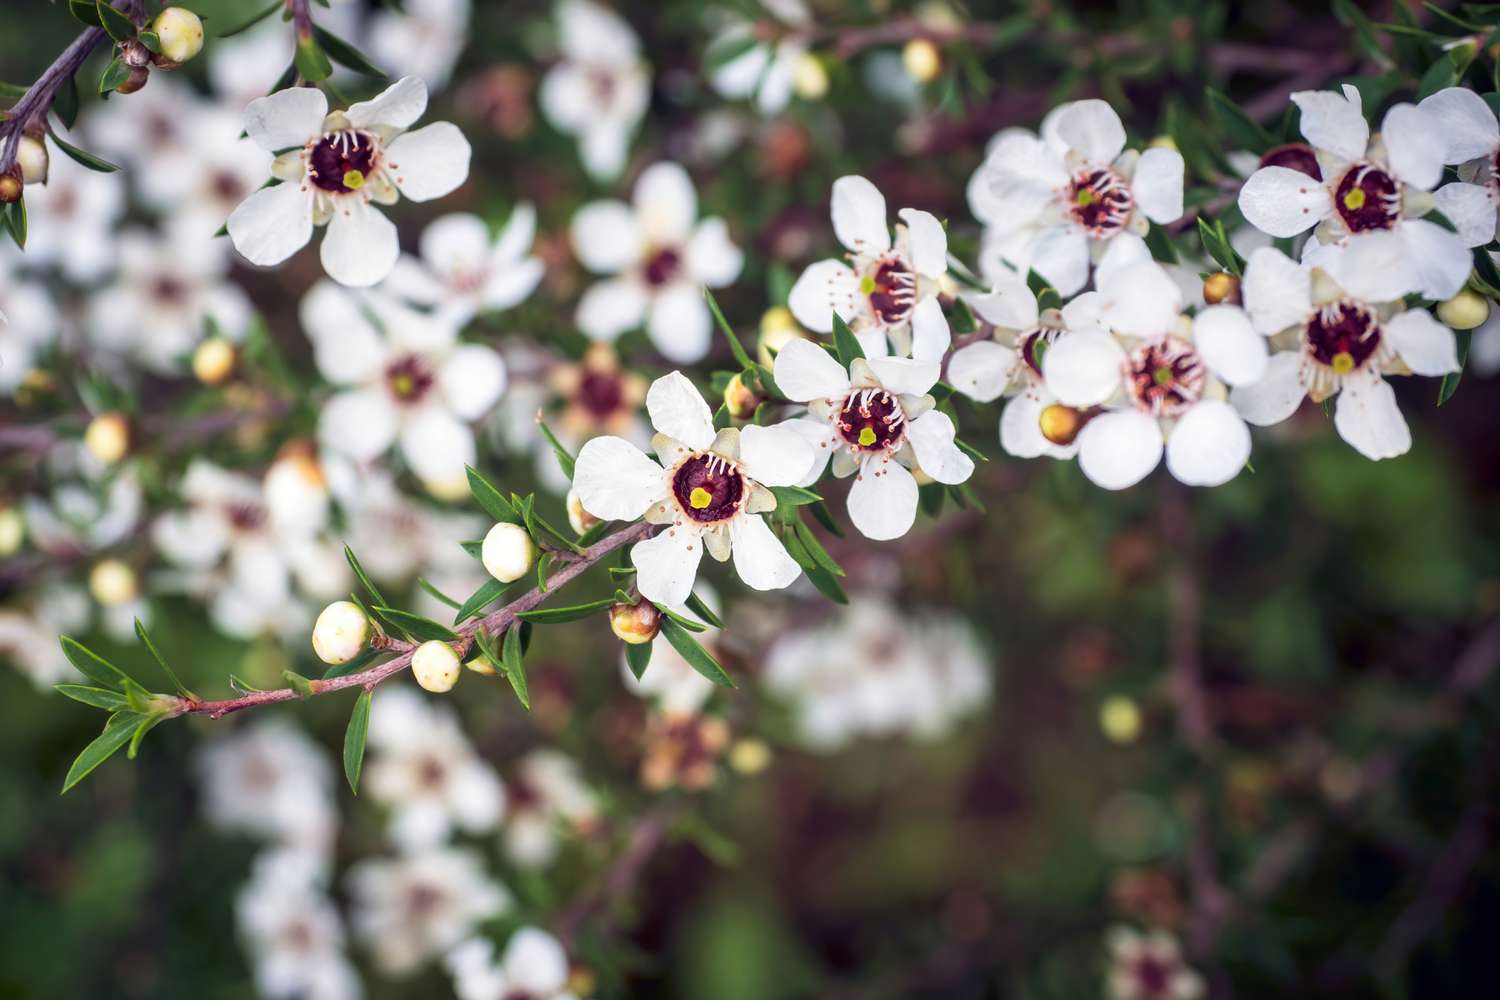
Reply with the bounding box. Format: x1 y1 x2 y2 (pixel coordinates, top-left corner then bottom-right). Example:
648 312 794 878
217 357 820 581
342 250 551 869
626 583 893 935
632 526 704 606
1397 218 1475 301
1028 224 1092 298
739 424 814 487
387 122 471 202
347 75 428 129
577 277 649 341
1192 305 1268 386
730 514 801 591
399 406 476 484
788 259 858 333
319 388 399 461
831 175 891 255
502 928 570 995
1165 400 1251 486
646 371 716 450
1230 351 1306 426
908 294 952 363
947 340 1015 403
1043 330 1126 406
243 86 327 151
320 200 400 287
866 356 940 396
570 200 642 274
647 284 713 364
1001 391 1075 459
301 281 388 384
685 217 744 287
778 416 838 486
1131 146 1185 223
967 269 1038 330
574 436 666 520
906 410 974 485
1097 259 1182 337
1238 165 1332 238
1418 86 1499 165
1076 410 1162 489
1334 374 1411 460
1292 85 1369 162
773 338 851 402
633 161 698 245
1380 102 1445 191
439 344 507 419
846 458 918 540
1384 309 1459 376
897 208 947 277
227 181 314 267
1242 246 1312 335
1055 99 1127 164
419 212 490 274
1432 182 1498 248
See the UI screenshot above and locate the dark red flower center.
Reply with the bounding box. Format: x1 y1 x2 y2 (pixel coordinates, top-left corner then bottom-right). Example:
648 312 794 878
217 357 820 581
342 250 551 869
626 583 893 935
1132 956 1173 997
643 247 681 287
308 130 379 194
860 257 916 325
837 389 905 451
151 276 188 304
1126 336 1205 417
1019 327 1060 377
211 170 247 202
386 354 435 403
1067 168 1134 236
1259 142 1322 181
226 502 266 531
1305 301 1381 374
577 369 625 420
671 453 744 523
1333 163 1399 233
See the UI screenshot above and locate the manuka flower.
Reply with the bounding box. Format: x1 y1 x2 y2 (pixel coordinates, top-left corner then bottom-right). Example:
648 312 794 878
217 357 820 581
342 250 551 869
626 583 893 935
572 372 813 605
1416 86 1500 249
1105 927 1205 1000
227 77 471 287
708 0 812 116
789 174 953 361
539 0 650 181
774 339 974 539
385 206 545 329
447 928 576 1000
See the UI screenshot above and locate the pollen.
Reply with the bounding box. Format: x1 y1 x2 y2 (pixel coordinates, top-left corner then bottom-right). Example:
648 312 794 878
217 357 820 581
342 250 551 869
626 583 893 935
1341 188 1365 211
858 275 877 295
1153 366 1173 386
1076 189 1096 206
342 169 365 190
858 426 877 446
1331 351 1355 374
689 487 713 509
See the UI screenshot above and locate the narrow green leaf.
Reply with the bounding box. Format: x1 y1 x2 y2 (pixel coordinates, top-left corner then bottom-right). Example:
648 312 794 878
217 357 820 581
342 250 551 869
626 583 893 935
49 129 120 172
792 519 845 577
685 592 724 629
295 34 334 82
53 74 79 129
1205 87 1275 154
343 690 372 793
705 287 756 370
62 712 144 791
59 636 130 690
137 29 161 53
625 640 653 680
69 0 103 27
654 604 709 633
228 674 263 695
1438 329 1472 406
535 419 577 480
454 577 509 625
371 607 457 641
126 712 167 760
95 1 137 42
500 626 530 709
344 545 388 605
282 670 315 699
658 618 734 688
466 465 521 523
831 312 865 367
416 577 461 610
4 198 27 249
321 646 380 680
217 0 282 37
133 618 195 698
54 684 128 711
313 25 386 76
515 598 615 624
770 485 821 507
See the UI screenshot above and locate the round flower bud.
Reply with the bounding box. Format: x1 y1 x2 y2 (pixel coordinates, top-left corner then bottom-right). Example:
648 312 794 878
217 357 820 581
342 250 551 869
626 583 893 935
0 505 25 558
481 522 535 583
89 558 138 607
724 373 761 421
609 601 660 645
192 336 236 384
151 7 205 66
1039 403 1086 447
729 738 772 775
423 470 471 502
566 488 600 535
0 170 22 204
412 640 462 693
757 307 806 367
1202 271 1241 305
115 64 150 95
312 600 371 665
1437 291 1490 330
902 38 943 84
17 135 48 185
1099 695 1142 744
464 653 499 677
84 411 131 465
791 52 829 100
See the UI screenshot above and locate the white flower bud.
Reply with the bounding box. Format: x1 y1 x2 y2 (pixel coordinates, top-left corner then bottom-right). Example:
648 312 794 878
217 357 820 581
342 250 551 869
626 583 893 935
151 7 205 66
609 601 660 645
902 38 942 84
1437 291 1490 331
0 505 23 558
17 136 48 185
757 307 806 368
412 640 461 693
312 600 370 665
192 336 236 384
792 53 829 100
566 489 600 535
89 559 138 607
422 471 471 502
481 522 535 583
84 411 131 465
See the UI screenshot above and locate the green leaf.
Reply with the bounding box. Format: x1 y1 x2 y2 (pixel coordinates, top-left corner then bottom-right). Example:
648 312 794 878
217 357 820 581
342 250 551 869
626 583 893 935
59 636 131 690
61 712 143 792
283 670 316 698
3 198 26 250
313 25 386 76
658 618 734 688
780 526 847 604
416 577 461 610
344 545 389 605
228 674 263 695
53 74 79 129
295 34 333 82
1438 329 1472 406
1333 0 1395 67
1196 216 1243 277
500 626 530 709
831 312 865 367
705 287 756 370
371 607 457 641
793 519 845 577
217 0 282 37
770 485 822 507
685 592 724 629
126 712 167 760
321 647 380 680
950 296 977 334
95 1 137 42
1418 54 1460 100
536 419 576 480
68 0 103 27
705 32 759 71
466 465 521 524
54 685 128 711
454 577 509 625
343 690 372 793
48 130 120 172
137 30 161 53
516 598 616 624
1205 87 1275 154
133 618 195 698
624 640 653 680
654 603 709 633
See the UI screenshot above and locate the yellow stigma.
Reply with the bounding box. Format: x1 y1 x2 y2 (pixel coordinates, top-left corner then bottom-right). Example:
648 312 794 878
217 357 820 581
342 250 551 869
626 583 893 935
1153 366 1173 386
1076 189 1096 206
342 169 365 190
857 426 877 447
1331 351 1355 374
391 372 415 396
1342 188 1365 211
858 275 877 295
689 487 713 509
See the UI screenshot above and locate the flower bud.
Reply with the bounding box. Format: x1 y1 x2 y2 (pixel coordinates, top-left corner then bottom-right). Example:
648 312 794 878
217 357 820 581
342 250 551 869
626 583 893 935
151 7 205 66
17 135 48 185
1148 135 1179 152
1202 271 1241 305
120 38 153 70
791 53 828 100
464 653 499 677
192 336 236 384
0 169 22 204
609 600 660 645
89 558 138 607
423 471 472 502
1039 403 1086 447
312 600 371 665
115 64 150 95
84 411 131 465
0 505 23 558
1099 695 1142 744
566 488 599 535
482 522 535 583
1437 290 1490 330
729 738 772 775
723 372 761 421
902 38 943 84
412 639 462 693
757 306 805 367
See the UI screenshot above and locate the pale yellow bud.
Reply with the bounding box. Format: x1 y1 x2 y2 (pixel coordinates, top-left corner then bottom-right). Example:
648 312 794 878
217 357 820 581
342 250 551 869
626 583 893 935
312 601 370 665
1437 291 1490 330
412 640 462 693
0 506 23 557
17 136 48 185
192 336 236 384
609 601 660 645
151 7 205 66
423 472 472 502
89 558 138 607
1202 271 1241 305
791 53 829 100
724 372 761 421
757 307 806 367
84 412 131 465
481 522 535 583
1148 134 1179 152
902 38 943 84
1099 695 1142 744
729 738 772 775
566 489 600 535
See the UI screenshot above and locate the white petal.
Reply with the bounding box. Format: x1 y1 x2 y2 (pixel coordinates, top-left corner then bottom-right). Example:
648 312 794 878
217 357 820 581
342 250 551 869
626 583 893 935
576 277 649 341
633 161 697 245
347 75 428 129
387 122 470 202
503 928 570 994
908 294 952 362
419 212 490 272
1397 218 1475 301
1242 246 1312 335
243 86 327 151
1230 351 1306 426
1055 99 1127 164
684 217 744 287
1132 146 1185 223
632 527 704 606
1165 400 1251 486
1028 224 1092 298
846 458 918 540
967 270 1038 329
1076 410 1163 489
906 410 974 485
482 257 546 312
830 175 891 254
947 341 1015 403
1334 374 1411 460
773 338 850 402
1001 391 1070 458
646 371 716 450
319 201 399 287
739 424 814 487
897 208 947 276
1092 230 1154 286
779 416 838 486
1385 309 1459 375
1432 182 1499 248
302 281 388 383
1043 330 1126 406
970 133 1069 222
578 121 632 181
1292 87 1369 162
319 388 398 461
1380 102 1444 191
1323 230 1418 302
439 345 507 419
1238 166 1332 238
1098 260 1182 337
574 436 666 520
1192 305 1267 386
399 407 475 483
867 356 940 396
647 285 713 364
1418 86 1500 165
730 514 801 591
570 200 642 274
226 182 314 267
787 259 858 333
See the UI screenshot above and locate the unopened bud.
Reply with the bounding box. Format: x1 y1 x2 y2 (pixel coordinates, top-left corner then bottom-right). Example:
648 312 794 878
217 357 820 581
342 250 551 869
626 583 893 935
729 738 772 775
0 506 24 557
791 53 828 100
192 336 236 384
115 64 150 95
724 372 761 421
609 600 660 645
412 639 462 693
1039 403 1086 446
566 489 599 535
1148 134 1178 152
1437 290 1490 330
120 38 153 70
89 558 138 607
312 600 370 665
1099 695 1142 744
84 411 132 465
757 306 805 367
1202 271 1241 305
464 653 499 677
902 38 942 84
481 521 535 583
0 170 21 204
151 7 205 66
423 471 471 502
17 135 48 185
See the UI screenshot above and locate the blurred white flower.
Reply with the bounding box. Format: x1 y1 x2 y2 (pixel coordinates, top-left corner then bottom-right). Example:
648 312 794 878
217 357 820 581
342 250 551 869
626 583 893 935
86 73 209 176
237 851 363 1000
20 148 124 283
328 463 486 590
708 0 811 116
22 467 142 556
198 719 339 852
0 263 58 395
539 0 650 181
386 207 544 329
1105 926 1204 1000
0 586 90 689
141 104 273 239
348 848 510 975
368 0 471 90
447 927 577 1000
502 750 600 869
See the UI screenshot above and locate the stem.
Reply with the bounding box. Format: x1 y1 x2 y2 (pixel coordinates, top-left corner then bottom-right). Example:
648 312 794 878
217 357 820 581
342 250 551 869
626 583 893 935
174 520 655 720
554 802 680 947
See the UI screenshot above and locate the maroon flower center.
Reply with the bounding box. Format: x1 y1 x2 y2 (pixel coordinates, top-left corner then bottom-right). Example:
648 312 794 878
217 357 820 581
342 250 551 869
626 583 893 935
837 389 905 451
151 276 188 304
671 453 745 523
861 257 916 325
1125 336 1205 417
386 355 435 403
211 170 248 202
1132 956 1173 997
1259 142 1322 181
643 248 681 287
577 370 625 420
1067 168 1133 236
226 502 266 531
1333 163 1399 233
308 130 379 194
1305 301 1381 374
1019 327 1060 377
1492 148 1500 196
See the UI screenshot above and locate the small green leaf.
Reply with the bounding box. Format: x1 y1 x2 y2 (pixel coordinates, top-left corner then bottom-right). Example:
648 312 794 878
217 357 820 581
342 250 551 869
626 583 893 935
515 598 616 624
313 25 386 76
49 130 120 172
95 1 137 42
295 34 334 81
371 607 457 641
454 577 510 625
3 198 27 250
1205 87 1275 154
500 626 530 709
654 604 709 633
228 674 263 695
1438 329 1472 406
705 32 759 71
658 618 734 688
59 636 131 690
770 485 822 507
137 29 161 53
126 712 167 760
625 640 653 680
69 0 103 27
343 690 372 793
466 465 521 524
134 618 195 698
321 646 380 680
62 712 144 792
54 684 128 711
831 312 865 367
282 670 316 699
344 545 389 605
416 577 462 610
536 419 576 480
53 74 80 129
217 0 282 37
705 287 756 370
685 592 724 629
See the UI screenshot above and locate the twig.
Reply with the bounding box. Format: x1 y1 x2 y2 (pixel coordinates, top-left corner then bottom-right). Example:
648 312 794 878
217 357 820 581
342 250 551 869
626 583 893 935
554 801 681 947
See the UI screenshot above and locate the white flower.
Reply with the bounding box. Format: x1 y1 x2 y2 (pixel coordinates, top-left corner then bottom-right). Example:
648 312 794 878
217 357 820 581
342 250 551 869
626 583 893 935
571 161 744 363
348 848 511 976
0 586 90 690
774 339 973 539
708 0 811 116
573 371 812 605
968 100 1184 296
1229 237 1460 461
237 853 363 1000
539 0 651 181
1416 86 1500 249
386 207 544 329
303 280 506 488
365 685 506 851
227 77 471 287
327 463 486 586
367 0 471 90
0 264 58 395
1105 926 1204 1000
139 104 273 238
19 148 124 282
1040 255 1266 489
447 928 576 1000
1237 85 1468 300
789 175 953 361
22 464 142 556
501 750 599 869
87 73 208 174
197 719 339 851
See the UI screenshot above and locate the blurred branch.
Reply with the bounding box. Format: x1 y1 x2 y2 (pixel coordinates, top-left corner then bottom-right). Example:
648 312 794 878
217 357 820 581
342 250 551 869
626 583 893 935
0 396 294 457
554 801 682 948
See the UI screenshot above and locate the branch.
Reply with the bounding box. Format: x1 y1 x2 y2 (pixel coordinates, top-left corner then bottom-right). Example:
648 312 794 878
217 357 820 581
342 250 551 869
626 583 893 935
171 520 656 720
554 801 681 947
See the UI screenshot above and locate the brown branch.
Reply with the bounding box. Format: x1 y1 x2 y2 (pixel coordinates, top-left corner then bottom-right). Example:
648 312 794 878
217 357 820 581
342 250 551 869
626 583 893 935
553 801 681 947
